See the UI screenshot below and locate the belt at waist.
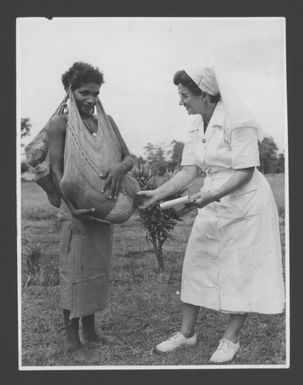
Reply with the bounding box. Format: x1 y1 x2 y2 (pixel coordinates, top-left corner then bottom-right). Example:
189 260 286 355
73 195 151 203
203 167 234 176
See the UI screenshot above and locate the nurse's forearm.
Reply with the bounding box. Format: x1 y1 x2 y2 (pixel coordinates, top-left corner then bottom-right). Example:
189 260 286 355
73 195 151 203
212 168 254 201
155 166 199 200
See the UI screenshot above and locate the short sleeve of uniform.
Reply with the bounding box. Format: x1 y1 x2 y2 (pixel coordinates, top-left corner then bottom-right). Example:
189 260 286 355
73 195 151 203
180 117 201 167
180 134 196 166
231 125 260 169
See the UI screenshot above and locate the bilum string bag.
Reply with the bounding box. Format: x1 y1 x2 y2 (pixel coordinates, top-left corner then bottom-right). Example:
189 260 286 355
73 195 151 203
60 90 139 223
25 96 68 208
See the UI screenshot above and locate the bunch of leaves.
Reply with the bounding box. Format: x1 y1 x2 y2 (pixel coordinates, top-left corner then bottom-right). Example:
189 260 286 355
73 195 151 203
131 162 155 190
131 165 184 271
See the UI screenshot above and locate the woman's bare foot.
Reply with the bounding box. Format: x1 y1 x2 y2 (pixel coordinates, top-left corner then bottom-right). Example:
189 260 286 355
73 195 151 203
82 331 117 345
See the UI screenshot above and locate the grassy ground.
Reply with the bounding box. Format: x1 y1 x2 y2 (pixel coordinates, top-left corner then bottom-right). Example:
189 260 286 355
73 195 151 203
20 173 286 367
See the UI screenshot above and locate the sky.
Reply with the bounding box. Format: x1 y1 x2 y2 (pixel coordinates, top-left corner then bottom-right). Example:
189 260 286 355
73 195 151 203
17 17 287 157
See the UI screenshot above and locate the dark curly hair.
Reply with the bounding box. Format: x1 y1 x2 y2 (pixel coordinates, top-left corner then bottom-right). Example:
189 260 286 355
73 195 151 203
173 70 202 96
61 62 104 91
173 70 221 103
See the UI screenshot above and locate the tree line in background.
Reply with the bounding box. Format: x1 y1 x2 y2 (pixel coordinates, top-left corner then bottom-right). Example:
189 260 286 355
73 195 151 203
134 137 284 176
21 117 284 175
21 118 32 173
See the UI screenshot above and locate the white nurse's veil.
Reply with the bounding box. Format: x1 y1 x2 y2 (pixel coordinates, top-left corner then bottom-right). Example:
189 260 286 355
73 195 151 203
184 64 265 142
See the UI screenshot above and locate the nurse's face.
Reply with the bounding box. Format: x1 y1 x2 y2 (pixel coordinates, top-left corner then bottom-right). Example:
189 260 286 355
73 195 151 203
177 84 204 115
73 82 100 116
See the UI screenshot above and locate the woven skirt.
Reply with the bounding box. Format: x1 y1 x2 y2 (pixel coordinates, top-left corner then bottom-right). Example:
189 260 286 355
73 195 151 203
57 200 114 319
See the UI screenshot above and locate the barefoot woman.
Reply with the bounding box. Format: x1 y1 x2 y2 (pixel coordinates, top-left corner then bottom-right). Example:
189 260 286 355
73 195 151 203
48 62 134 358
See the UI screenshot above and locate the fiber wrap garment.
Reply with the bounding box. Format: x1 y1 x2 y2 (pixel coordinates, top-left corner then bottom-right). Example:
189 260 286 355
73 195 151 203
57 92 137 318
60 91 139 223
57 200 113 319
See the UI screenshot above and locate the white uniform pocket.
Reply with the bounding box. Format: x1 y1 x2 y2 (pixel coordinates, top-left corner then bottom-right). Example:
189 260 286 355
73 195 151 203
218 188 259 219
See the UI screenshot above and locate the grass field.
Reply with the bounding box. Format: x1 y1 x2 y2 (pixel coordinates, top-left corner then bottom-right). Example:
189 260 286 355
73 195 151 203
20 173 286 367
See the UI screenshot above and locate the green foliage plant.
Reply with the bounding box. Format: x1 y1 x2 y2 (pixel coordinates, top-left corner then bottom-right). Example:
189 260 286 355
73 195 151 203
132 164 183 272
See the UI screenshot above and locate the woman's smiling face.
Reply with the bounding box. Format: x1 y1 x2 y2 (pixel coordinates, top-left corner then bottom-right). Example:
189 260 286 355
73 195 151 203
177 84 203 115
73 82 100 116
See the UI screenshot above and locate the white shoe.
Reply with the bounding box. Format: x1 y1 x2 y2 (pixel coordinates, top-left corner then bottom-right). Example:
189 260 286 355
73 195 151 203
154 332 197 354
209 339 240 364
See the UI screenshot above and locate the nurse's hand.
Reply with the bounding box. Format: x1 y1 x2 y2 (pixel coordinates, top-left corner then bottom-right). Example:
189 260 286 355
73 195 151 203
136 190 161 209
188 191 217 209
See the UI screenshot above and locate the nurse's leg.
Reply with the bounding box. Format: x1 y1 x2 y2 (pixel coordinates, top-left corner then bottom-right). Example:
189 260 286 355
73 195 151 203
154 302 199 353
209 313 247 363
181 302 200 337
223 313 248 342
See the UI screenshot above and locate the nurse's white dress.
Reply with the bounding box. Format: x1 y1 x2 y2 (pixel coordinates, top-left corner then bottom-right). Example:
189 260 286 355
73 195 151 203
180 101 285 314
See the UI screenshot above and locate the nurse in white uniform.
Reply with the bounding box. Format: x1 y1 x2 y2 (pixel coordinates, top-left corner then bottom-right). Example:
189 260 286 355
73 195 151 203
137 66 285 363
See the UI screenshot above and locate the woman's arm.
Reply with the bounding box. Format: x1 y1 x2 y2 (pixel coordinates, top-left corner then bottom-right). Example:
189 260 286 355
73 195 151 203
190 167 255 208
191 123 259 209
137 165 200 209
47 116 67 198
212 167 254 200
